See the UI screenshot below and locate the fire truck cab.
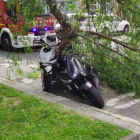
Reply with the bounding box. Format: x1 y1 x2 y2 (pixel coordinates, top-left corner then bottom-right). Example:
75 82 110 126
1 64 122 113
0 0 56 51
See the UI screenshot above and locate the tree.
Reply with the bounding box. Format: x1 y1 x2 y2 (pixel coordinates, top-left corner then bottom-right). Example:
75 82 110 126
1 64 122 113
7 0 140 96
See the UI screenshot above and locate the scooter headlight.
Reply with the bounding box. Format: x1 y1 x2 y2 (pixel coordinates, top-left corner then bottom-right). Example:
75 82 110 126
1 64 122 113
81 72 86 76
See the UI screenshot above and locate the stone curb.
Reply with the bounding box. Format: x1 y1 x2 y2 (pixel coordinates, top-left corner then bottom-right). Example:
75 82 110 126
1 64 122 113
0 78 140 138
120 133 140 140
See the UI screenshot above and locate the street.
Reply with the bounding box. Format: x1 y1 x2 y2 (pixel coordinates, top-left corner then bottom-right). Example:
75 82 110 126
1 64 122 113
0 45 140 124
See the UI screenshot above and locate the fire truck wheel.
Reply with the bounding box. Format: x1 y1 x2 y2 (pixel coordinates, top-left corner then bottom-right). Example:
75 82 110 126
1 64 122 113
1 35 13 52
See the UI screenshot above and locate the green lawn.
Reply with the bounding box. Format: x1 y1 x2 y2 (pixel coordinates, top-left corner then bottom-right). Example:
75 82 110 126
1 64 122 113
0 84 131 140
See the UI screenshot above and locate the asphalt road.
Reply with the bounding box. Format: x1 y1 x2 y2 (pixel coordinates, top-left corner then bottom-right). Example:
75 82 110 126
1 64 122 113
0 47 140 123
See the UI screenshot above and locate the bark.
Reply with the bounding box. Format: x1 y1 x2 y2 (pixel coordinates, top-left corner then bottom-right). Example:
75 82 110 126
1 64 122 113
45 0 77 57
112 0 121 17
101 0 107 14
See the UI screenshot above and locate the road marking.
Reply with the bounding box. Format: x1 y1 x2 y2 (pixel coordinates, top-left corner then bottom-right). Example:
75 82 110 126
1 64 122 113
22 78 33 84
106 93 134 107
4 60 22 64
114 99 140 109
0 63 10 68
28 64 38 68
112 114 140 125
4 60 13 62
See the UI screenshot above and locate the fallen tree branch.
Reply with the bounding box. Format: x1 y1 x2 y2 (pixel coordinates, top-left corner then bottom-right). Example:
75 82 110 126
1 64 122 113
78 33 138 75
46 0 77 57
98 42 140 64
87 31 140 53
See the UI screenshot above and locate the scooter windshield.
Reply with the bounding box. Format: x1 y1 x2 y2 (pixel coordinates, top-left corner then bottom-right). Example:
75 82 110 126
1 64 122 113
66 55 82 79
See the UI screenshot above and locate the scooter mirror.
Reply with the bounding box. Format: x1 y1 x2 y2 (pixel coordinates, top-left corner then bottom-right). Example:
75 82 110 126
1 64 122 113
67 45 72 50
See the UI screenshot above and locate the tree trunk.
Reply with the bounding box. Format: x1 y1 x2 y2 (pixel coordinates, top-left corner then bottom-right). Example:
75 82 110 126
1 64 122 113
101 0 107 14
112 0 121 17
45 0 76 57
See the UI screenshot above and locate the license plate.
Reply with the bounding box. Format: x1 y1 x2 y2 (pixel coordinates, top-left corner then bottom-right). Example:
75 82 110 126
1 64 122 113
33 40 40 44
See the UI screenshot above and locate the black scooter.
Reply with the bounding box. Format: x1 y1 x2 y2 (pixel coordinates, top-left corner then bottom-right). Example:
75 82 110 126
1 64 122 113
39 35 104 109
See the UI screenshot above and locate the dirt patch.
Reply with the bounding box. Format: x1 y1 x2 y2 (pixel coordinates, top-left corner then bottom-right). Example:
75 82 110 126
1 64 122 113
13 100 21 106
2 96 21 106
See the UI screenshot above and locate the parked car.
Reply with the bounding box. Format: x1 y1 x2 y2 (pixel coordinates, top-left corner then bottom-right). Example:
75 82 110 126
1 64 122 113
54 13 89 31
80 14 130 34
54 14 130 35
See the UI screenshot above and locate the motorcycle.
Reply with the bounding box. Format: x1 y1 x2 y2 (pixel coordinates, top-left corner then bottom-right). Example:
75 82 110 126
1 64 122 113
39 35 104 109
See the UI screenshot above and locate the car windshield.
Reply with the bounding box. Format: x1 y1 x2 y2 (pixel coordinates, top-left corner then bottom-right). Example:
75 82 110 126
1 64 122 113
84 15 120 23
35 13 53 19
101 15 112 21
99 15 121 22
67 13 91 22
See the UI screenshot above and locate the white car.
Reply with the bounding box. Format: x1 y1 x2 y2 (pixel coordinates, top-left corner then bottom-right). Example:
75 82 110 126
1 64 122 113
80 14 130 34
54 14 130 34
54 13 89 30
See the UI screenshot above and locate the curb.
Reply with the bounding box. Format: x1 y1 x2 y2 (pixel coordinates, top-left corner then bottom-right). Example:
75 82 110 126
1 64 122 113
0 78 140 138
120 133 140 140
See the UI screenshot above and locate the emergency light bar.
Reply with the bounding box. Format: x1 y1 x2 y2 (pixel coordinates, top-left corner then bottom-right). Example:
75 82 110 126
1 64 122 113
32 28 37 32
44 27 48 31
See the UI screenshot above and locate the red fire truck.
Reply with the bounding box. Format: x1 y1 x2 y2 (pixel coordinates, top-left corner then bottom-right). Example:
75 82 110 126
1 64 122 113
0 0 56 51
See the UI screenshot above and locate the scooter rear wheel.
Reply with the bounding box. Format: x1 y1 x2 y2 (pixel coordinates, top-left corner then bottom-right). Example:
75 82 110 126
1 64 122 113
42 69 52 92
86 86 104 109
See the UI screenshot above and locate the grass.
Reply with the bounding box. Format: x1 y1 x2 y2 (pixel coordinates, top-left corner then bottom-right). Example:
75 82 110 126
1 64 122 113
26 71 40 79
0 84 131 140
15 69 40 79
26 65 41 79
15 69 24 78
30 65 41 72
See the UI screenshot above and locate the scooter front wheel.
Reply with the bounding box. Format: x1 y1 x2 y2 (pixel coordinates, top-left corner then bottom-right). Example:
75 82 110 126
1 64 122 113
41 69 52 92
85 86 104 109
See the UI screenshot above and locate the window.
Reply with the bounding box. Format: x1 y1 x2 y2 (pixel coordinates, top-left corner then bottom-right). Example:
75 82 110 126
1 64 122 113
5 3 17 23
106 0 112 14
112 16 121 22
